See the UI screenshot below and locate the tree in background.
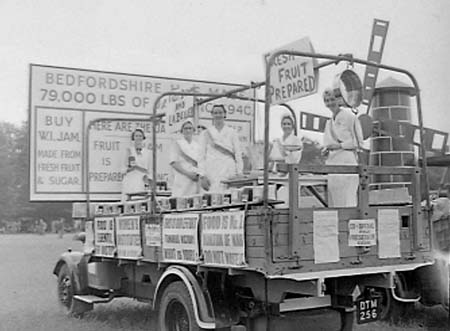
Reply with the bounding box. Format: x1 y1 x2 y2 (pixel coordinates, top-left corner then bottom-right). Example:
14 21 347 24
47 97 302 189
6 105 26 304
0 121 71 229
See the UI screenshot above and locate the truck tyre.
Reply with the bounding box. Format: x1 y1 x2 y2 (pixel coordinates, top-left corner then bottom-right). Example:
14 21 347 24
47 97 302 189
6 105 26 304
375 288 413 324
57 264 82 317
158 281 203 331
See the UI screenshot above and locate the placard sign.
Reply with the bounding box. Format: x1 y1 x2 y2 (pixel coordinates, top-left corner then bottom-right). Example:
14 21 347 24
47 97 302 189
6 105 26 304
265 37 318 104
145 223 162 247
313 210 339 263
162 213 199 263
116 215 141 259
377 209 400 258
29 64 255 201
94 217 115 257
201 211 246 266
348 219 376 246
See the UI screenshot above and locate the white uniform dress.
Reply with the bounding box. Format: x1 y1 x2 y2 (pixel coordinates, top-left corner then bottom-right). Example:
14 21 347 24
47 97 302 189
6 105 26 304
323 107 363 207
169 138 202 197
121 146 151 201
199 125 243 192
128 146 150 171
270 133 303 207
270 133 303 164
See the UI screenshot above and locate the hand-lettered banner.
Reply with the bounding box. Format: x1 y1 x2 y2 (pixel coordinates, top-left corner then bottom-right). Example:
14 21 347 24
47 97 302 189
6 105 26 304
201 211 246 267
162 213 199 263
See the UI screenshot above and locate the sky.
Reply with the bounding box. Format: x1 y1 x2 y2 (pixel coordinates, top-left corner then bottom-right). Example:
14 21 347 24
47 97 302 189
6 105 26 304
1 0 450 136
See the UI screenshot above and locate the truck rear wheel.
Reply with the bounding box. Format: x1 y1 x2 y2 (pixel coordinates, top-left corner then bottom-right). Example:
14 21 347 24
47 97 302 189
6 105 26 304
158 281 202 331
374 287 414 324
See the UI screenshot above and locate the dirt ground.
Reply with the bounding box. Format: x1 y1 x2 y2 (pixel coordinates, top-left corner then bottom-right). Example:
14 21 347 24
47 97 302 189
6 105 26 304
0 234 447 331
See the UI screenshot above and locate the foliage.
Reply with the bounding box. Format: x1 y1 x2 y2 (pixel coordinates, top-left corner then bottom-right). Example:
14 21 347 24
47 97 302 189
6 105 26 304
0 121 71 224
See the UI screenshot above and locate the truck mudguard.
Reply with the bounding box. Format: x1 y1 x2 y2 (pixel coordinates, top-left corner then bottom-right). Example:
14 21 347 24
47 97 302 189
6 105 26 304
154 265 216 329
53 251 89 294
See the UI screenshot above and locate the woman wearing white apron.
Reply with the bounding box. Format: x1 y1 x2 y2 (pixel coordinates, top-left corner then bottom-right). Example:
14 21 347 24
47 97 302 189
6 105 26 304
199 104 243 192
121 128 152 201
169 121 203 196
322 88 363 207
269 114 303 169
269 114 303 207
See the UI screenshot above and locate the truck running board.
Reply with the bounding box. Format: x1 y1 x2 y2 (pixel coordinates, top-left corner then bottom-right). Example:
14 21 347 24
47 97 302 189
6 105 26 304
73 294 113 304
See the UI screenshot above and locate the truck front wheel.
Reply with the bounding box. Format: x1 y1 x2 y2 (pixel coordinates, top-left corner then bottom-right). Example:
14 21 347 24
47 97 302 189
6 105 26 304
158 281 202 331
57 264 78 316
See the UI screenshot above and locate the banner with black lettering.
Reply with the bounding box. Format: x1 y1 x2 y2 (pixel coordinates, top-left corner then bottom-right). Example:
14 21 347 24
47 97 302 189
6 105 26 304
116 215 142 259
29 65 255 201
94 217 115 257
162 213 199 263
201 211 246 267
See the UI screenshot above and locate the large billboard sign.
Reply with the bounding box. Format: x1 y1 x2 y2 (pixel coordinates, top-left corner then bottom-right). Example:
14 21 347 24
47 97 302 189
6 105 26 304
265 37 318 104
29 65 254 201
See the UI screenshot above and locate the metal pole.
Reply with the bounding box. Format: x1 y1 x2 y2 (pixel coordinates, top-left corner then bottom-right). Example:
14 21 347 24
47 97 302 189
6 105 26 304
263 57 273 208
196 82 264 106
85 122 91 219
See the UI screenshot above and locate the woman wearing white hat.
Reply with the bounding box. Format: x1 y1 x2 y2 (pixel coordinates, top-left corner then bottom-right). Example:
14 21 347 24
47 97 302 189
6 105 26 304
322 88 363 207
269 114 303 169
198 104 243 192
169 120 203 196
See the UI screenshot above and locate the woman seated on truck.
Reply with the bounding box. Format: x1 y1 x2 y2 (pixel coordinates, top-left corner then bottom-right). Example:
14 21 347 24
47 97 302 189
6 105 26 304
269 114 303 172
169 120 204 196
322 88 363 207
121 128 152 201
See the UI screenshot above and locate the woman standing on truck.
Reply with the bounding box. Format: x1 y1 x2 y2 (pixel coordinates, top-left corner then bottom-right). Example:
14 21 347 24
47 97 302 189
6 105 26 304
126 129 150 172
269 114 303 171
322 88 363 207
121 128 152 200
199 104 243 192
169 120 203 196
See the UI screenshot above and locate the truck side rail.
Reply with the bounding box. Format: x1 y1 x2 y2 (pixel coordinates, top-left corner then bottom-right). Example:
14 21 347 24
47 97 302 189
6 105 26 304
278 163 427 257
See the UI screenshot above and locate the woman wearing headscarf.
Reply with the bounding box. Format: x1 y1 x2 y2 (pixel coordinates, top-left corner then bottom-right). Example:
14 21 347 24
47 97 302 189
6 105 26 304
199 104 243 192
169 120 203 196
322 88 364 207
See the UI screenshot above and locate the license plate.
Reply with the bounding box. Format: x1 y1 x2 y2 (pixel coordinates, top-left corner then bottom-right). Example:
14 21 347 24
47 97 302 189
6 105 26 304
356 297 380 324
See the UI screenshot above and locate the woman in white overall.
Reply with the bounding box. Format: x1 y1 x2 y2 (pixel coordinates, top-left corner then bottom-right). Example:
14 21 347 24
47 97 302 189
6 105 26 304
199 104 243 192
121 128 151 201
269 114 303 207
322 88 363 207
269 114 303 168
169 120 203 196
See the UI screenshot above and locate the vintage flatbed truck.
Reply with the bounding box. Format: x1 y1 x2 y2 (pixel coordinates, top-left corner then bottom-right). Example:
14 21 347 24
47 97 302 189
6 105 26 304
52 51 444 331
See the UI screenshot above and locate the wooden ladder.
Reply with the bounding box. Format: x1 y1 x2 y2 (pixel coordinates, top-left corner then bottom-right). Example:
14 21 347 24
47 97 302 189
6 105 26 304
361 19 390 113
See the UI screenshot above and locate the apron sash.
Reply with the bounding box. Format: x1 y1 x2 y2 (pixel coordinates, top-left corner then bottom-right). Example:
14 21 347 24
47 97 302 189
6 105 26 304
205 129 236 160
